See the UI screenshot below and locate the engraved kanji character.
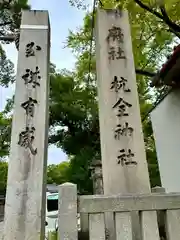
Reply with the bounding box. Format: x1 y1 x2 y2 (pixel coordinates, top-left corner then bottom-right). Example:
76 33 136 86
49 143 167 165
114 122 133 140
108 47 116 60
107 26 124 42
113 98 132 117
117 149 137 166
21 97 38 117
111 76 119 92
119 77 131 92
116 47 125 59
18 127 37 155
111 76 130 92
22 66 41 88
25 42 41 57
108 47 125 60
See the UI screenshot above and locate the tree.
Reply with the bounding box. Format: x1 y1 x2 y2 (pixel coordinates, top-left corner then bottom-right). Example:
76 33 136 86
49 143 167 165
61 0 179 193
0 0 30 87
0 1 30 159
3 0 179 193
67 148 94 194
0 161 71 194
0 45 14 87
0 0 30 39
47 161 70 185
0 113 11 159
49 0 180 193
49 68 99 194
0 161 8 194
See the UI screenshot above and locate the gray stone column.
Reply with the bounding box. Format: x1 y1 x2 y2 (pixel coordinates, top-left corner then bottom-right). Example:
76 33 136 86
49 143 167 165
3 10 50 240
58 183 78 240
95 9 152 240
95 9 150 195
80 159 104 236
89 159 104 195
152 186 166 240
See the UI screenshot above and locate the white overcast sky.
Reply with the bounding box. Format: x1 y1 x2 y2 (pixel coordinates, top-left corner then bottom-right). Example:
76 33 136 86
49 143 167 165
0 0 92 165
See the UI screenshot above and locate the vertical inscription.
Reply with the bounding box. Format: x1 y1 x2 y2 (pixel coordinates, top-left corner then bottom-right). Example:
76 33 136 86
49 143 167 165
107 25 137 166
18 42 42 155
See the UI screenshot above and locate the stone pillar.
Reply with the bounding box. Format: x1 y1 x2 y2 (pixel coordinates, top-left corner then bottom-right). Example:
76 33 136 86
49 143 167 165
89 159 104 195
95 9 150 195
95 9 152 240
152 186 166 240
3 10 50 240
151 88 180 193
80 160 104 236
58 183 78 240
152 186 165 194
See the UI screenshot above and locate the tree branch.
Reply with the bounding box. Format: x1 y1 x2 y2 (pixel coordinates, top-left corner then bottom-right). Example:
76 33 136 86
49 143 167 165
0 35 14 41
160 5 180 33
0 30 5 36
134 0 180 38
0 21 13 27
134 0 164 20
168 28 180 39
135 69 156 77
0 0 12 10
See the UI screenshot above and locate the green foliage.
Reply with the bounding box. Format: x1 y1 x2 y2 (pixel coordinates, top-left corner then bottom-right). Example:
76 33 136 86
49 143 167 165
0 0 30 87
0 1 30 161
2 0 178 194
0 0 30 35
0 161 8 194
0 45 14 87
67 147 94 194
49 5 165 192
0 112 11 159
63 0 180 193
47 162 70 185
49 69 99 193
68 0 88 10
49 70 98 155
47 231 57 240
0 161 71 194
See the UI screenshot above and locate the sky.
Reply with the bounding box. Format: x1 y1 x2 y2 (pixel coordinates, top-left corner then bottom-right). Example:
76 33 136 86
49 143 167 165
0 0 91 165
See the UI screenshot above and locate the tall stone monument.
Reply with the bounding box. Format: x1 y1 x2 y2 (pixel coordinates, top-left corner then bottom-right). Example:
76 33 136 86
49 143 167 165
95 9 150 195
3 10 50 240
95 10 156 240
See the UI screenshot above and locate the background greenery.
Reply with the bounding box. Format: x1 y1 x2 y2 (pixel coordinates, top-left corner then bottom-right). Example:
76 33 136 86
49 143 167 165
0 0 180 194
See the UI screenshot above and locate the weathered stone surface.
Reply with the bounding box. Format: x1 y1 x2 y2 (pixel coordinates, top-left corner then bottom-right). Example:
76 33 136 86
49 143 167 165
89 159 103 195
3 10 50 240
79 193 180 213
58 183 78 240
166 209 180 239
95 9 152 240
152 186 166 193
152 186 166 240
95 9 150 195
115 212 132 240
141 211 160 240
89 213 106 240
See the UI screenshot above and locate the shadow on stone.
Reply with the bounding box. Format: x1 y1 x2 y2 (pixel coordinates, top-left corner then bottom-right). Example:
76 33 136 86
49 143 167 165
78 231 89 240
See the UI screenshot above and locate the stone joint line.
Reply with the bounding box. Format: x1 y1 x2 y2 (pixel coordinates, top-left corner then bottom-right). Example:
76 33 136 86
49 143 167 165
20 25 48 29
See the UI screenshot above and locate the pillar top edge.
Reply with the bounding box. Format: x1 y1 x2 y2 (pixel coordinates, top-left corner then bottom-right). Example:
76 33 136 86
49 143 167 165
21 10 50 28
